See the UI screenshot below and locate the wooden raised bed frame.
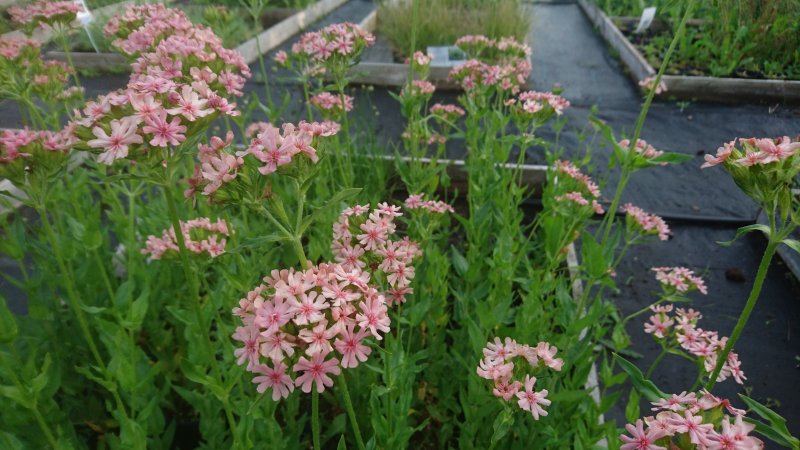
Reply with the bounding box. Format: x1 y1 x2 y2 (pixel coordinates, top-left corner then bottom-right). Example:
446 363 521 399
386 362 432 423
43 0 348 70
577 0 800 103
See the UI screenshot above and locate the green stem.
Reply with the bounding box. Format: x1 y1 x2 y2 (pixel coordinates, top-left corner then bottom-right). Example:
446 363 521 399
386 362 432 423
37 206 103 368
162 179 239 443
93 250 116 301
56 28 81 90
645 345 668 378
705 241 778 391
312 389 321 450
31 406 59 448
600 0 696 244
338 373 366 450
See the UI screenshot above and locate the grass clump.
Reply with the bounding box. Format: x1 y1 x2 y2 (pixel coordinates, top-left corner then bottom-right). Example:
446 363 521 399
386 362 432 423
377 0 531 58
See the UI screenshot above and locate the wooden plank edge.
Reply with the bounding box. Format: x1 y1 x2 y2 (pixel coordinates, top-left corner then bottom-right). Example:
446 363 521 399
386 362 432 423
235 0 349 64
567 243 608 448
577 0 654 81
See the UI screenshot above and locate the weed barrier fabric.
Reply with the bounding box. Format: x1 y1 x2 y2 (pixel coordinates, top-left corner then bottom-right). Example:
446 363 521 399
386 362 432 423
610 223 800 435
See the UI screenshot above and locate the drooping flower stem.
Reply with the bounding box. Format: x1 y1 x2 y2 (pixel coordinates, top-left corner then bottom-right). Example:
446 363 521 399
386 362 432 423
705 240 778 391
338 373 366 450
600 0 696 244
312 389 321 450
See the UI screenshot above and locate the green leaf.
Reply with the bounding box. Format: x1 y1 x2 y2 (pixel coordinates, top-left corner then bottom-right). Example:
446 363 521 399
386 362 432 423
127 288 149 330
336 435 347 450
782 239 800 254
613 354 667 402
490 408 515 445
717 224 770 247
180 360 212 386
29 353 52 396
0 296 18 344
648 152 693 165
66 216 86 242
0 430 25 450
0 384 30 408
625 389 640 423
739 394 800 449
450 245 468 277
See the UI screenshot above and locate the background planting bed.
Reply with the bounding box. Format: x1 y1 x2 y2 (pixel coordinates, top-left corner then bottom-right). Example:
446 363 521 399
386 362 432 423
44 0 348 70
577 0 800 103
349 9 533 90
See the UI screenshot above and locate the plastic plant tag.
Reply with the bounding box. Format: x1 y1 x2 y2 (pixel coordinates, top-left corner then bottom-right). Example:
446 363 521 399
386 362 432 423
426 45 467 68
74 0 94 25
633 7 657 34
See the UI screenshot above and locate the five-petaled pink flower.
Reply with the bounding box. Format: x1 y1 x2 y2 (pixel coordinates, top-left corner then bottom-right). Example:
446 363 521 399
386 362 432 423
88 116 143 165
293 351 342 393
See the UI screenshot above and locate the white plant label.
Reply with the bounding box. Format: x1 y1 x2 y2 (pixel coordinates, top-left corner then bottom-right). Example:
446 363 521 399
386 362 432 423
427 46 466 68
634 7 657 34
74 0 94 25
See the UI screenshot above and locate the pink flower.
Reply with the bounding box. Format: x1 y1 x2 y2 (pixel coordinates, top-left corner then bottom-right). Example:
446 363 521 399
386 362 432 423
515 375 551 420
298 320 335 356
535 341 564 371
356 295 390 339
668 410 714 446
644 314 674 339
291 291 329 326
492 377 522 400
232 325 262 368
701 140 735 168
252 361 295 400
651 392 696 412
142 110 186 147
334 325 371 368
88 116 143 165
166 85 210 121
620 419 667 450
293 351 341 393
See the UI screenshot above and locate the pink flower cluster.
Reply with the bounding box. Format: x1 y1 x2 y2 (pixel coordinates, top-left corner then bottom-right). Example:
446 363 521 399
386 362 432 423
9 0 82 29
291 22 375 63
69 6 250 166
0 37 40 60
141 218 229 260
332 203 424 306
400 80 436 98
104 5 194 56
404 194 455 213
455 35 532 59
406 51 432 68
554 160 600 197
231 262 391 399
652 267 707 294
702 136 799 168
622 203 670 241
309 92 354 113
619 138 664 160
639 75 668 95
552 160 604 214
476 337 563 420
239 121 336 175
0 128 69 167
430 103 465 120
513 90 570 116
644 305 746 385
621 390 762 449
449 58 532 94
